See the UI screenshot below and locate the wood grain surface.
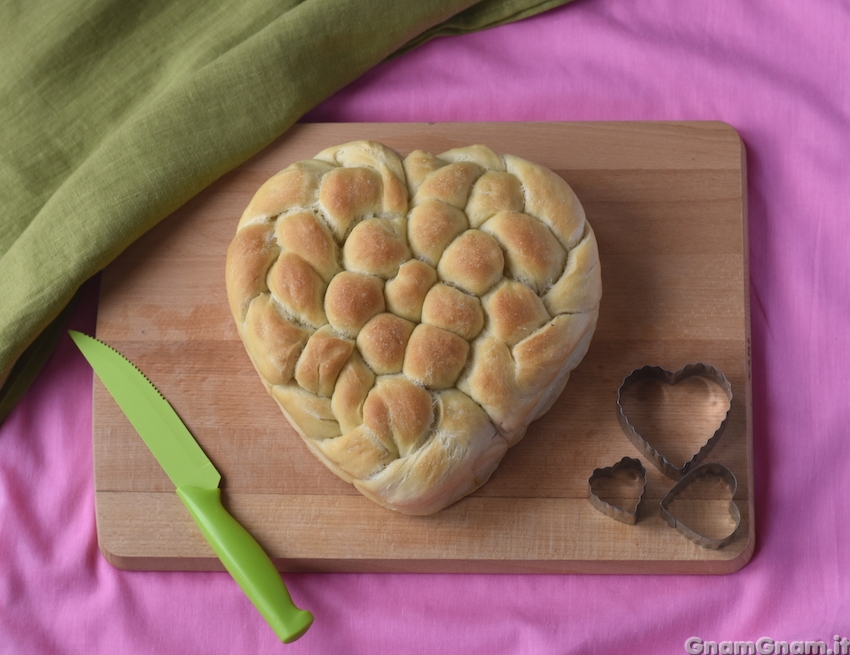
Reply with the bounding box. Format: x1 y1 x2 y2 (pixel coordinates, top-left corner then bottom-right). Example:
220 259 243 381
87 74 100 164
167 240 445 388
92 121 753 573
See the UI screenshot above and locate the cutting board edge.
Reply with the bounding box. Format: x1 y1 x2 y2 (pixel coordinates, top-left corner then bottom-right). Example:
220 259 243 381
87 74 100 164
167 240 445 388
94 485 756 575
96 528 755 576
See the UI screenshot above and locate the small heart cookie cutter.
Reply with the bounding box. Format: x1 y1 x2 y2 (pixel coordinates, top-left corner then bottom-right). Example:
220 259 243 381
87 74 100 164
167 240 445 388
587 456 647 525
659 463 741 550
616 363 733 480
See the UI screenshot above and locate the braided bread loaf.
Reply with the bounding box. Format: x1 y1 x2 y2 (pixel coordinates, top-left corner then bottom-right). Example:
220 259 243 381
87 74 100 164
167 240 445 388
225 140 601 515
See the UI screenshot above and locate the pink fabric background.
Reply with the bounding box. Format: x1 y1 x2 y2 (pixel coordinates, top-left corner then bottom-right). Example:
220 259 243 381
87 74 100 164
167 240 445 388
2 0 849 652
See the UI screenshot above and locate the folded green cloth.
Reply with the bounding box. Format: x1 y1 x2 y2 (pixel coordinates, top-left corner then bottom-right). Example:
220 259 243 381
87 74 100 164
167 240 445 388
0 0 572 423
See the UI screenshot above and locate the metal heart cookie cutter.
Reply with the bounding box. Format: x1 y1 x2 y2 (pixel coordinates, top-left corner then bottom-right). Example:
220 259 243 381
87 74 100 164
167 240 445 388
616 363 733 480
660 463 741 549
587 456 647 525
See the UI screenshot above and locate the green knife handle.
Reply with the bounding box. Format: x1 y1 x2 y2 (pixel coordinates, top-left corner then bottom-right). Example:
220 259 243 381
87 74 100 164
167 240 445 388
176 486 314 643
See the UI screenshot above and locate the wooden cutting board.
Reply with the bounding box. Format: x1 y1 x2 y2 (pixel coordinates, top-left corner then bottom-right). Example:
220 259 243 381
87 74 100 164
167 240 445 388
93 121 753 574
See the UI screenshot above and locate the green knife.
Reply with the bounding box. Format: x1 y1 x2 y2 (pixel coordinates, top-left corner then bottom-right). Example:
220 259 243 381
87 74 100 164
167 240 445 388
69 330 313 643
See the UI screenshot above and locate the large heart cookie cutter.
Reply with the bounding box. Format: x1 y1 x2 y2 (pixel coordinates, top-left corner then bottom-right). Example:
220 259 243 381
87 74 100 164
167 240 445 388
616 363 733 480
660 463 740 549
587 456 647 525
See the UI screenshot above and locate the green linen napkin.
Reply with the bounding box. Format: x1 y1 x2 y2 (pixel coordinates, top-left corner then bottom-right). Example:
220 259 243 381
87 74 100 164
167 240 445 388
0 0 572 424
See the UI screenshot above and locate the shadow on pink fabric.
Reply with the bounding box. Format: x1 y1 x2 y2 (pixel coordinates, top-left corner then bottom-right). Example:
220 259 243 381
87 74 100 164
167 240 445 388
3 0 850 652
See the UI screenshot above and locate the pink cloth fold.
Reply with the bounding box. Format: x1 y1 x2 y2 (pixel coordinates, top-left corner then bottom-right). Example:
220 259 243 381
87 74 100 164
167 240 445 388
3 0 849 652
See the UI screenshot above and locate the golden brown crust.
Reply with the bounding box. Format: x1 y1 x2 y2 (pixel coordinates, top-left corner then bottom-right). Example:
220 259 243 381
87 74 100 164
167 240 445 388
403 324 470 390
384 260 438 323
437 229 505 296
343 217 410 279
504 154 586 250
241 294 309 386
363 376 433 457
407 200 469 267
294 326 354 397
226 140 601 515
272 382 341 440
331 352 375 434
318 167 383 240
324 271 385 338
267 252 328 328
356 313 415 375
401 149 445 196
274 211 340 283
413 161 482 209
238 161 332 228
225 222 279 322
481 211 567 294
466 171 524 228
483 279 550 347
421 283 484 341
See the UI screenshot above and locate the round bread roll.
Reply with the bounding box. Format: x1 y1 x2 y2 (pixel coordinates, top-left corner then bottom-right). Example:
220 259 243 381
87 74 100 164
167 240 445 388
226 140 601 515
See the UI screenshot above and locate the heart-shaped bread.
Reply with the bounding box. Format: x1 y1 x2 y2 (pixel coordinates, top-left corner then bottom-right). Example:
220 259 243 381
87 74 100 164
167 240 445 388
225 140 601 514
